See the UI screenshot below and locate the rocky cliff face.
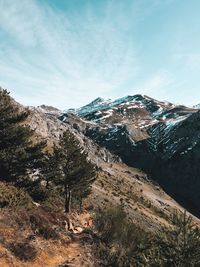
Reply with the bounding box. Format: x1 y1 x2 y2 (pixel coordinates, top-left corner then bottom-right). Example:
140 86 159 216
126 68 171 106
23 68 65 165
61 95 200 217
26 106 120 166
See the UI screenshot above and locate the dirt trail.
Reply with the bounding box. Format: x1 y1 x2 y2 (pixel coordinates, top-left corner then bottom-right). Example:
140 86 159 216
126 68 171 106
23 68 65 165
0 212 95 267
35 241 88 267
0 239 93 267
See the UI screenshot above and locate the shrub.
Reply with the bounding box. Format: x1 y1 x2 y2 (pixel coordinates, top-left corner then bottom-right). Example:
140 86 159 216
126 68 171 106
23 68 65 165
23 179 48 202
95 208 200 267
94 206 151 266
143 210 200 266
0 182 33 209
30 213 58 240
8 240 37 261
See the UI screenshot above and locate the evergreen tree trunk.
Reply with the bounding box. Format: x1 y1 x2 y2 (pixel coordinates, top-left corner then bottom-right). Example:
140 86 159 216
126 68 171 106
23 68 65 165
79 198 83 212
46 180 49 189
64 185 72 213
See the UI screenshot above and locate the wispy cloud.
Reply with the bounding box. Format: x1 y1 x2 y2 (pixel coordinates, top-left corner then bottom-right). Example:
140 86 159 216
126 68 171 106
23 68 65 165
0 0 139 108
0 0 199 108
138 71 174 95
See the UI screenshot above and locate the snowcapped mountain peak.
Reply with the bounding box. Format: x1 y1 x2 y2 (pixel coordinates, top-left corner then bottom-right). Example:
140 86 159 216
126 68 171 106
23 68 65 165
71 97 111 117
110 94 144 106
65 95 198 129
69 94 156 118
66 94 174 123
89 97 111 106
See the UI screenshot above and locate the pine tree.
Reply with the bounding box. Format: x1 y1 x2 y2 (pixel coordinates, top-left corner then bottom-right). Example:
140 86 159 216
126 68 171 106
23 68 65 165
52 130 96 213
41 150 58 189
0 88 45 184
144 210 200 266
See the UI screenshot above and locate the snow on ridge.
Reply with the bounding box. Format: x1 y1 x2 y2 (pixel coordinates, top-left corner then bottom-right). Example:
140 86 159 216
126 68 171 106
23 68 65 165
180 140 198 155
94 109 114 122
137 119 159 129
66 94 182 122
165 115 189 129
68 94 147 117
153 106 164 117
75 97 112 116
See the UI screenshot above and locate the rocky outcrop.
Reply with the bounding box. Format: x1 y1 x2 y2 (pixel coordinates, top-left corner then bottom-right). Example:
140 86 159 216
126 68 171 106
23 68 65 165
26 106 121 165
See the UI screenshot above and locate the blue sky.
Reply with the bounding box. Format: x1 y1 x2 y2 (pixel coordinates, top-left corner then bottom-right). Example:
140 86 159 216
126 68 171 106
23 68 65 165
0 0 200 109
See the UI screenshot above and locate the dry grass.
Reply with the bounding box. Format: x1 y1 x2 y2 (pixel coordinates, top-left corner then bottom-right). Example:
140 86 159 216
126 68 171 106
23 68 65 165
0 200 96 267
88 162 197 231
0 162 199 266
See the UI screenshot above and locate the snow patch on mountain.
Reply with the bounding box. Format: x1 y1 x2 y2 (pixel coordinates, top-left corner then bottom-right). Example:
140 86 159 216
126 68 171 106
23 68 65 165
165 115 188 129
71 97 112 117
68 94 160 118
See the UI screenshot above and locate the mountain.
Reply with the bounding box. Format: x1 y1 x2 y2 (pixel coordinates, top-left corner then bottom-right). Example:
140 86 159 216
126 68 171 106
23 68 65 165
27 99 199 230
37 104 61 114
62 95 200 217
73 97 112 117
1 90 200 266
27 98 192 230
27 94 200 217
27 95 195 229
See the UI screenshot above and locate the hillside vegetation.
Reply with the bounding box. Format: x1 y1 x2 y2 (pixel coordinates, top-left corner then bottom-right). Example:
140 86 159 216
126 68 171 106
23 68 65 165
0 88 200 266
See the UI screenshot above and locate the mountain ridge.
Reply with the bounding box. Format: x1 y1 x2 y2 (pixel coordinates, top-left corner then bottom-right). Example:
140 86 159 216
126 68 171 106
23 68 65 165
58 95 200 217
27 94 200 217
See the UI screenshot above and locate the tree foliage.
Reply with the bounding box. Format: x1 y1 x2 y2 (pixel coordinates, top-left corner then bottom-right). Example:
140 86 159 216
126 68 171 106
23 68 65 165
0 88 45 184
144 210 200 266
43 130 96 212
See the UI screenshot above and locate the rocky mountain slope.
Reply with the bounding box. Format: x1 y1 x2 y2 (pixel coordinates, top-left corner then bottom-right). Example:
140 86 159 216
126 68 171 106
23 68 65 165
60 95 200 217
25 100 198 230
1 92 200 267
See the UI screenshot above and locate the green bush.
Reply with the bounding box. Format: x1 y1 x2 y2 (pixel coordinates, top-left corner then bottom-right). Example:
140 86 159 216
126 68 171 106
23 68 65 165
143 210 200 267
0 182 33 209
94 206 151 267
95 207 200 267
30 213 59 240
24 179 48 202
